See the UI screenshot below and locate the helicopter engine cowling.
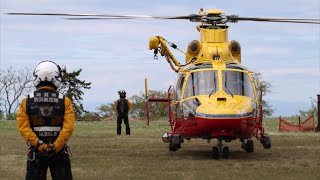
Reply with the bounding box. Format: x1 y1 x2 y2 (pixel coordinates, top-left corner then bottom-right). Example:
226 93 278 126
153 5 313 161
228 40 241 63
185 40 202 63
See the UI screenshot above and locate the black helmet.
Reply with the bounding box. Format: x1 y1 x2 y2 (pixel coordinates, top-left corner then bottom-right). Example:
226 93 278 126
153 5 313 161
118 90 126 98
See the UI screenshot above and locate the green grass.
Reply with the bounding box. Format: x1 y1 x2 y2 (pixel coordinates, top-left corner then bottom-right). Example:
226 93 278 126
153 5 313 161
1 119 320 180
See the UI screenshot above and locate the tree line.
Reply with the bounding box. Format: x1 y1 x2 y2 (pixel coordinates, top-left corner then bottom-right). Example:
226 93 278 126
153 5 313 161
4 66 315 121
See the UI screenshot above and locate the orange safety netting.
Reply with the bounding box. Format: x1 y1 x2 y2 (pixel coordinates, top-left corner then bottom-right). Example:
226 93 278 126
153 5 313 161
279 115 315 132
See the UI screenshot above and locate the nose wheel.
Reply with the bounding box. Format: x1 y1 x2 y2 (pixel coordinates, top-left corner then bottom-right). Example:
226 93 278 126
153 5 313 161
222 146 230 158
212 139 229 159
212 146 219 159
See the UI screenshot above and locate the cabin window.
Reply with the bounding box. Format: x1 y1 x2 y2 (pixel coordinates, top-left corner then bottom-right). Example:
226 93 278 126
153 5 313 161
175 103 183 119
176 74 186 101
222 70 254 98
184 70 218 98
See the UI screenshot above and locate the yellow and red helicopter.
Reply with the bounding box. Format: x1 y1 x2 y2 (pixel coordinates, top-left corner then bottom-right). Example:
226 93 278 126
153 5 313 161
7 9 320 159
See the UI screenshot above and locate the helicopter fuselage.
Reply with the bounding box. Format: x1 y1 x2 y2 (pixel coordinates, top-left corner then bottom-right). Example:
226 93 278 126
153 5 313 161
169 60 262 141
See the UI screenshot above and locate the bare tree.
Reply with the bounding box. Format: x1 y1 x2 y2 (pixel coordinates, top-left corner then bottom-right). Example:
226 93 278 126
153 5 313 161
0 66 33 118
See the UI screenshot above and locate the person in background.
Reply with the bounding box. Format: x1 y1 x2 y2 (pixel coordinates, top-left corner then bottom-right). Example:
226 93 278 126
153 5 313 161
16 60 75 180
115 90 131 135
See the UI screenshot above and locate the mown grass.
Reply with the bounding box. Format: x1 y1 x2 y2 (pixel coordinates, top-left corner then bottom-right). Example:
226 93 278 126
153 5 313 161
0 118 319 180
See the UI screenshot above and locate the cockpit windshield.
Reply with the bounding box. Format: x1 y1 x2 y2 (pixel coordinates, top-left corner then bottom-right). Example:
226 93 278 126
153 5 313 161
222 70 254 98
184 70 218 98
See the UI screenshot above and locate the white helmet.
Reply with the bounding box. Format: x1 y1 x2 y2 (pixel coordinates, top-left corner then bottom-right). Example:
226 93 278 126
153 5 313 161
33 61 62 88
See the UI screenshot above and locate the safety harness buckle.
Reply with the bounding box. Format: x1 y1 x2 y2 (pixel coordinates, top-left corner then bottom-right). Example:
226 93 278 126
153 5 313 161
65 145 73 157
27 149 36 161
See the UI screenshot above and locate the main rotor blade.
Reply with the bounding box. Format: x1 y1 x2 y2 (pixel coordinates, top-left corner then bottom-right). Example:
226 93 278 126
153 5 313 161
64 17 192 20
228 16 320 24
7 12 97 16
6 12 197 20
7 12 319 24
64 17 137 20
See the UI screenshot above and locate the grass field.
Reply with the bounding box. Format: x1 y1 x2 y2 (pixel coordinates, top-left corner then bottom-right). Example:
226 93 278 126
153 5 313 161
1 118 319 180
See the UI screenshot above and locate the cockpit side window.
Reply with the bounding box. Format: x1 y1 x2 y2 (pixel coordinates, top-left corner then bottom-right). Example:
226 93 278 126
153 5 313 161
222 70 254 98
252 73 261 91
176 74 185 101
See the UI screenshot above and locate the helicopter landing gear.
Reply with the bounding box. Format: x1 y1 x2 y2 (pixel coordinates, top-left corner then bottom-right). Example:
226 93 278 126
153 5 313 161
222 146 230 159
212 139 229 159
241 139 254 153
260 134 271 149
169 135 181 152
212 146 219 159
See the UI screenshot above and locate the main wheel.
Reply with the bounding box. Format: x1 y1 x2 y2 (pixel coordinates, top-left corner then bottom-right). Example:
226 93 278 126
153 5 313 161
169 135 181 151
172 135 181 149
262 135 271 149
169 140 177 152
245 139 254 153
212 146 219 159
222 147 230 159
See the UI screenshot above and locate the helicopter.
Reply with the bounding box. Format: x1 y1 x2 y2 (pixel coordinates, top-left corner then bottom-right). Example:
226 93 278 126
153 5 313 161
6 9 320 159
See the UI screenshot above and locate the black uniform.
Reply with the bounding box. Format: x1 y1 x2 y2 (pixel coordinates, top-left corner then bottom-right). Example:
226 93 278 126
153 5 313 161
116 98 131 135
25 89 72 180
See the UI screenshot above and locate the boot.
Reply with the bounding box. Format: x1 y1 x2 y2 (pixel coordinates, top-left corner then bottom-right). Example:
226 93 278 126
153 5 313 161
125 124 130 135
117 123 121 135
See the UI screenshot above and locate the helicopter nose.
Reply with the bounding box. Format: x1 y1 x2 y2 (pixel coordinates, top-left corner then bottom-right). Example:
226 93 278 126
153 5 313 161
195 97 254 118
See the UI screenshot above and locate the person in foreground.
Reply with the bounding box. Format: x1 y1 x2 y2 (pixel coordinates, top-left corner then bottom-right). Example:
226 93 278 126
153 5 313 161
16 60 75 180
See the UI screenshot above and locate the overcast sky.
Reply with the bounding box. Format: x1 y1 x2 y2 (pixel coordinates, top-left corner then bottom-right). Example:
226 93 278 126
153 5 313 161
0 0 319 116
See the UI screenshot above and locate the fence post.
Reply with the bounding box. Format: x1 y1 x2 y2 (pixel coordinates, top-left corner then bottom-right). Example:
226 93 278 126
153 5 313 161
279 116 281 132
